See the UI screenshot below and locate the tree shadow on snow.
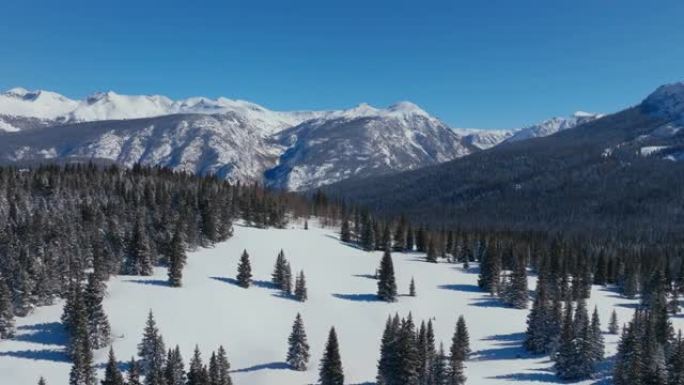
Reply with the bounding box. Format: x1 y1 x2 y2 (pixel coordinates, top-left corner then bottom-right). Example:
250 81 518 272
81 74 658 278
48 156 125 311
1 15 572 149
353 274 377 280
0 348 70 363
469 296 510 309
231 361 290 373
473 332 531 362
438 284 482 293
124 278 171 287
488 371 561 383
332 293 382 302
14 322 68 346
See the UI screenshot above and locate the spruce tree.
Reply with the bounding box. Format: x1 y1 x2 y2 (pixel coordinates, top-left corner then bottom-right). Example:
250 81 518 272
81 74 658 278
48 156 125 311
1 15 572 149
282 261 293 295
589 307 605 367
524 278 550 354
137 311 166 385
101 347 125 385
377 249 398 302
38 377 47 385
236 250 252 288
167 226 185 287
215 346 232 385
409 277 416 297
477 245 500 295
125 218 153 276
668 331 684 385
426 239 438 263
377 315 399 385
340 219 351 243
608 309 619 334
451 316 470 362
554 301 578 380
395 314 420 385
85 273 111 349
127 357 142 385
431 343 448 385
0 275 15 338
503 257 528 309
187 346 208 385
287 313 310 371
294 270 307 302
319 327 344 385
164 346 186 385
272 250 288 288
68 294 95 385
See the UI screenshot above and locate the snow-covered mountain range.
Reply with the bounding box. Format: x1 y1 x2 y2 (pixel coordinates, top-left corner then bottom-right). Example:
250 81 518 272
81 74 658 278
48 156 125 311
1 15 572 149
0 87 607 189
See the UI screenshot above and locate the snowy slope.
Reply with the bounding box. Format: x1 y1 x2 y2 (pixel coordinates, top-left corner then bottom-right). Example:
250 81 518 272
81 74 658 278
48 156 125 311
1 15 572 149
504 111 603 143
0 88 323 133
0 221 664 385
266 102 476 190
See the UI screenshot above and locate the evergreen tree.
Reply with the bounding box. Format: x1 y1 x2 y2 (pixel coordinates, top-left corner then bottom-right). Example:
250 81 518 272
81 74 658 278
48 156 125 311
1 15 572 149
451 316 470 362
101 347 125 385
163 346 186 385
477 245 500 295
524 278 551 353
668 331 684 385
608 309 619 334
431 343 448 385
409 277 416 297
38 377 47 385
85 273 111 349
167 226 186 287
377 315 400 385
125 218 153 276
287 313 311 371
361 215 375 251
236 250 252 288
377 249 398 302
271 250 288 288
214 346 232 385
589 307 605 367
340 219 352 243
502 257 528 309
294 270 308 302
127 357 142 385
282 261 293 295
395 314 420 385
319 327 344 385
0 275 15 338
137 311 166 385
187 346 208 385
426 239 438 263
68 294 96 385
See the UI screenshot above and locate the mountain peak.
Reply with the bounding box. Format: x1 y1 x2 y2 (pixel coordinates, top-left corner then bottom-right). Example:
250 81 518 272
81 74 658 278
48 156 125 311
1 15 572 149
643 81 684 121
388 101 428 115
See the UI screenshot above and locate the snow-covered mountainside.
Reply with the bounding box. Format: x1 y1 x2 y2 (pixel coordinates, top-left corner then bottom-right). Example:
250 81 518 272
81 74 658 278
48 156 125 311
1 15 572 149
0 220 660 385
0 88 323 133
504 111 603 143
0 89 479 189
455 128 515 150
266 102 477 190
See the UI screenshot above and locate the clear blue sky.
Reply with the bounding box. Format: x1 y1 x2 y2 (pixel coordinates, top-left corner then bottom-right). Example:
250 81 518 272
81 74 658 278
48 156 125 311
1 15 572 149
1 0 682 128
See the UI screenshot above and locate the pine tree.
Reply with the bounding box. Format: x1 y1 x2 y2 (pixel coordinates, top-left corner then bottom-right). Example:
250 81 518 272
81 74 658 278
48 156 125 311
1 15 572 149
340 219 351 243
319 327 344 385
377 249 398 302
101 347 125 385
554 301 578 380
589 307 605 367
236 250 252 288
164 346 186 385
361 215 375 251
125 218 153 276
608 309 619 334
668 331 684 385
167 226 186 287
477 245 500 295
0 275 15 338
426 239 438 263
524 278 551 353
287 313 310 371
294 271 307 302
377 315 399 385
431 343 448 385
395 314 420 385
187 346 208 385
451 316 470 362
68 293 96 385
214 346 232 385
409 277 416 297
425 320 437 385
271 250 288 288
85 273 111 349
38 377 47 385
127 357 142 385
282 261 293 294
503 257 528 309
208 352 219 385
137 311 166 385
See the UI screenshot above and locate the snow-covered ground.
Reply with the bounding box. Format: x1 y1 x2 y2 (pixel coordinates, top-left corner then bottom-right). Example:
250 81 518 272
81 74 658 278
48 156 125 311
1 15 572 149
0 222 660 385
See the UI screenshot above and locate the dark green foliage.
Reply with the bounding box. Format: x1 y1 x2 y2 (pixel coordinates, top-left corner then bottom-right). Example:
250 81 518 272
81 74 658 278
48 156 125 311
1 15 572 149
0 275 15 338
187 346 209 385
236 250 252 288
163 346 186 385
126 357 143 385
294 270 307 302
287 313 310 371
101 347 125 385
409 277 416 297
340 219 352 243
167 226 186 287
319 327 344 385
377 250 398 302
137 311 166 385
451 316 470 363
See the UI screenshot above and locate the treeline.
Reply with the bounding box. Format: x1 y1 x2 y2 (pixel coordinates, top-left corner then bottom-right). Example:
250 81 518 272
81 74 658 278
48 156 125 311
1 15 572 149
0 163 316 339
